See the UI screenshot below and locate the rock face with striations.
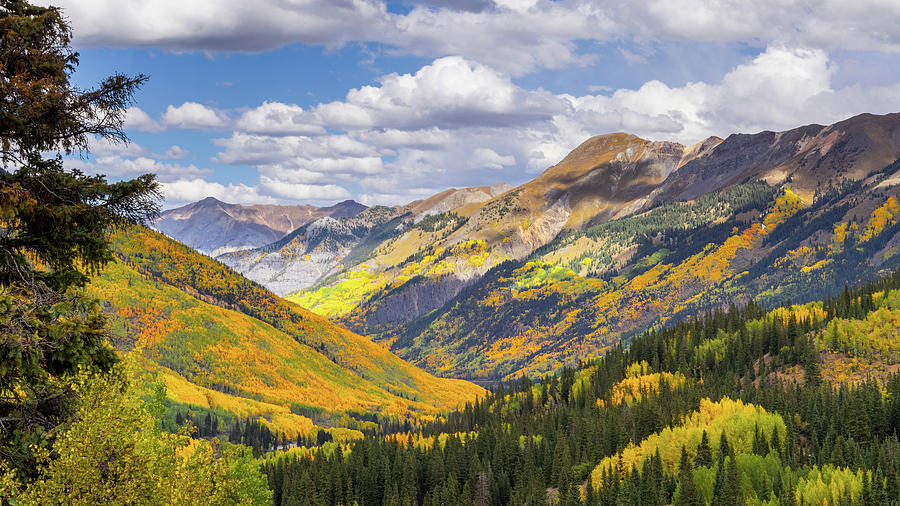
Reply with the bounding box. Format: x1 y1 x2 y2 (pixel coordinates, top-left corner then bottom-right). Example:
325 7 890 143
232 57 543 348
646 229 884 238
217 206 403 296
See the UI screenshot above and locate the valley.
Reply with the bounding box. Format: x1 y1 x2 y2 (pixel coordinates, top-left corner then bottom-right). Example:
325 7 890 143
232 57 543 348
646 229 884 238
6 1 900 504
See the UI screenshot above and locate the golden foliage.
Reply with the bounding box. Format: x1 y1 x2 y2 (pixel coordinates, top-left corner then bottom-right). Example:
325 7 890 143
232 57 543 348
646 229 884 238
592 398 786 483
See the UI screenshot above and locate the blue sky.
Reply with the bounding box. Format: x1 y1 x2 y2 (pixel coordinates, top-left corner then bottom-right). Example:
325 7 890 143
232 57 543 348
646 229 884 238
49 0 900 208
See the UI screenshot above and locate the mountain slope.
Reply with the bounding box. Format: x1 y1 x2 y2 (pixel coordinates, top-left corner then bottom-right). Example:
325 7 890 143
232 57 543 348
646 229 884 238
266 268 900 506
648 112 900 205
155 197 366 256
396 160 900 378
289 134 717 332
290 112 900 379
92 226 483 436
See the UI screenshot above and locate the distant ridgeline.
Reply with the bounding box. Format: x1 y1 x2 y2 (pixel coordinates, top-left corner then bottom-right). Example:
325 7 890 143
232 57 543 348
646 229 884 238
262 266 900 506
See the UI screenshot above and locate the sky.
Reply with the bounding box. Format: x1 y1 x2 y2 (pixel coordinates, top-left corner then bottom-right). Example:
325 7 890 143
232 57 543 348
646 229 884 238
46 0 900 209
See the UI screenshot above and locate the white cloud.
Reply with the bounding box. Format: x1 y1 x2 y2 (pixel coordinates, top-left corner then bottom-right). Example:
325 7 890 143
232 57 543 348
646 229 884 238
213 132 380 166
317 56 566 130
235 101 325 136
52 0 900 78
258 177 353 200
383 3 612 75
160 177 352 208
53 0 391 51
87 136 148 158
124 107 163 132
617 0 900 53
356 128 454 151
160 178 280 207
164 145 190 159
469 147 515 169
93 156 211 181
163 102 229 130
71 43 900 207
559 45 895 144
204 48 900 205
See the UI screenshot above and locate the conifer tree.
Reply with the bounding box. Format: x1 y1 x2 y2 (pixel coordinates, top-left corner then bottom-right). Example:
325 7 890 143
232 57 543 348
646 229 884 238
695 430 713 468
675 446 700 506
0 0 159 478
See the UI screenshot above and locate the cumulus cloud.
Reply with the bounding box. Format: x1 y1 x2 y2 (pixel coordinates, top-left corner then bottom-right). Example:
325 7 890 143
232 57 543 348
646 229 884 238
616 0 900 53
317 56 566 130
383 3 613 75
213 132 380 167
164 145 190 159
200 48 900 205
469 147 515 169
235 101 325 136
160 177 352 208
258 177 353 201
163 102 229 130
160 178 280 207
559 45 900 144
86 136 148 158
124 107 163 132
53 0 391 52
93 156 210 181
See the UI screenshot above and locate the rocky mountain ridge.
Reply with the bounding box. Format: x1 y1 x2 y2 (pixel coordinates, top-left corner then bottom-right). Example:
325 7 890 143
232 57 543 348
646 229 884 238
154 197 366 256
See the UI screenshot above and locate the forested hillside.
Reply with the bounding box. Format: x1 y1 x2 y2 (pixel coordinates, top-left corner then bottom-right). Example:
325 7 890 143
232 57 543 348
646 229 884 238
261 268 900 505
90 225 483 440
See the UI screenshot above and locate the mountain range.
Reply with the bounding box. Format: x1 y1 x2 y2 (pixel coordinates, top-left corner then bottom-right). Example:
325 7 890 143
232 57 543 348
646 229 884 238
153 112 900 382
154 197 366 256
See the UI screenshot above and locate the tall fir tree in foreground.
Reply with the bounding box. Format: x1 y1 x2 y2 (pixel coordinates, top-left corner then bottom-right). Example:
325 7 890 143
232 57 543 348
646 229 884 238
0 0 159 476
0 2 272 503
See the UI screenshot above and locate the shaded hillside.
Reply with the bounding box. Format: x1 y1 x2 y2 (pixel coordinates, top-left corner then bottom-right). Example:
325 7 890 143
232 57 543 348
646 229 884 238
155 197 365 256
648 112 900 205
92 225 483 437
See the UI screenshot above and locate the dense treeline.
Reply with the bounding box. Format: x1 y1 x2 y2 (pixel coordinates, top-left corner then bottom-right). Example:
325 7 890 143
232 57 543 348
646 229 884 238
265 269 900 505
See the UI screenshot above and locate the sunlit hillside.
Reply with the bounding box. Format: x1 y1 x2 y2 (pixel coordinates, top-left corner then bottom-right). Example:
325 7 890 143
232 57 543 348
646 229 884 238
90 226 484 437
391 160 900 379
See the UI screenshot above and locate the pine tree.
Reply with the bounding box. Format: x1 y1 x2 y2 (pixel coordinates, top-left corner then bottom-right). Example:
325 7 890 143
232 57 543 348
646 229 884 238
695 430 713 468
722 457 744 506
0 0 158 478
675 446 700 506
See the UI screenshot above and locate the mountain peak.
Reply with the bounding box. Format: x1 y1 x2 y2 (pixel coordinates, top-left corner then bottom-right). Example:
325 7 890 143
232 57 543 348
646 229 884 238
156 197 367 256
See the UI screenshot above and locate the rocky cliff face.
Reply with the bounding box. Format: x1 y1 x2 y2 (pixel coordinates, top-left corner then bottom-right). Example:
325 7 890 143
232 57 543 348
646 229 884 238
154 197 366 256
648 112 900 206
